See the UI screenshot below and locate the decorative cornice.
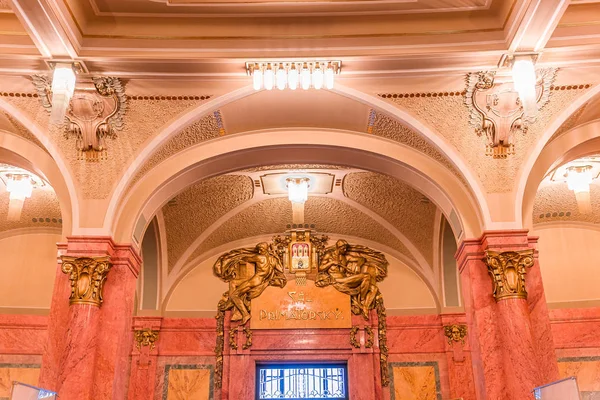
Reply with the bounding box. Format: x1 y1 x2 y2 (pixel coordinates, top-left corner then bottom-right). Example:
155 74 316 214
60 256 112 307
484 249 534 301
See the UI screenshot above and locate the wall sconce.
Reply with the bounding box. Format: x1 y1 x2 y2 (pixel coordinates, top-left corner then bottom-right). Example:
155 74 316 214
48 62 79 124
286 177 310 224
246 61 341 91
510 55 539 118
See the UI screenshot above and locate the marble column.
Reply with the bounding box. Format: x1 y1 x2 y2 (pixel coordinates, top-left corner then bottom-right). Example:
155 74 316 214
128 317 162 400
455 230 559 400
39 236 141 400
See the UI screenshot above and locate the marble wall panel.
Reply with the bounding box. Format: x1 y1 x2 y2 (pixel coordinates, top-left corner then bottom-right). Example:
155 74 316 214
0 364 40 400
162 364 213 400
388 362 442 400
154 357 215 400
558 357 600 400
0 315 47 355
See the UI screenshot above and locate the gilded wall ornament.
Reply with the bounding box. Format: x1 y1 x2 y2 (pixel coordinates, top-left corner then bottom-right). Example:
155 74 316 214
315 239 388 319
60 256 112 307
213 233 390 389
350 326 360 348
484 249 535 301
213 242 287 325
443 324 467 345
32 75 127 161
134 328 159 351
464 69 556 158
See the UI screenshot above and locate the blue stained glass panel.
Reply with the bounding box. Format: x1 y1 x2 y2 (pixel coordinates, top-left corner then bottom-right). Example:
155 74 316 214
257 364 348 399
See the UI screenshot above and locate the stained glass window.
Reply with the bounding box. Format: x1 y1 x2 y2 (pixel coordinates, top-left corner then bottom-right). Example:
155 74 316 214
257 364 348 399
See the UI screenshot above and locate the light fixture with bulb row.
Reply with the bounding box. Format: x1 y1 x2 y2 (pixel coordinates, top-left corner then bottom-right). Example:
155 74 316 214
246 61 341 91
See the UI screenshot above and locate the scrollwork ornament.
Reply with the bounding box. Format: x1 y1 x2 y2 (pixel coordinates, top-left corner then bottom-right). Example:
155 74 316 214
350 326 360 348
229 327 238 350
31 74 127 161
484 249 535 301
214 309 225 388
60 256 112 307
364 326 375 349
464 69 556 158
242 326 253 350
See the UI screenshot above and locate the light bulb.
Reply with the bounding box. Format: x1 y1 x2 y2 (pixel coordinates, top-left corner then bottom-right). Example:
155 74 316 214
512 57 538 117
288 64 299 90
50 63 76 124
264 64 274 91
287 178 309 204
252 64 263 90
566 166 593 194
276 63 287 90
6 175 33 201
312 64 324 90
325 63 335 90
301 63 311 90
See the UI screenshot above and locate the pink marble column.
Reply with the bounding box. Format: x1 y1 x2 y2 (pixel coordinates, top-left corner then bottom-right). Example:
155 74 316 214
456 230 559 400
39 236 141 400
128 317 162 400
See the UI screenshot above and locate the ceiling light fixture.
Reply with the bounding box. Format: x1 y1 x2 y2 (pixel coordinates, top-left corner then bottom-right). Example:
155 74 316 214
247 61 341 91
49 62 77 124
565 165 595 214
286 177 310 224
566 165 593 194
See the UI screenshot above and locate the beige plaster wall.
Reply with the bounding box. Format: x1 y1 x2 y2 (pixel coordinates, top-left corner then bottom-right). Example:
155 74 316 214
165 253 436 312
533 224 600 305
0 232 59 309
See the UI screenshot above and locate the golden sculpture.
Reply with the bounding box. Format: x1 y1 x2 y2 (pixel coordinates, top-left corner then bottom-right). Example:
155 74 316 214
485 249 534 301
443 324 467 345
60 256 112 307
316 239 388 319
134 328 159 351
214 242 287 325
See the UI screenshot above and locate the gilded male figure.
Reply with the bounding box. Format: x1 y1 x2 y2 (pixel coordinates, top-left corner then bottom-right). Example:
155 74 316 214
214 242 286 324
316 239 388 319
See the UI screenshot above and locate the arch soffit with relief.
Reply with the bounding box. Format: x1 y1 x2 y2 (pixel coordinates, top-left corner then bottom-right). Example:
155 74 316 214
111 130 485 247
106 84 489 239
520 119 600 229
516 84 600 228
0 129 73 237
0 98 78 235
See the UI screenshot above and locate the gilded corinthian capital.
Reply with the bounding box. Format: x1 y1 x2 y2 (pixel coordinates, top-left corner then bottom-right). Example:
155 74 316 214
61 256 112 307
484 250 534 301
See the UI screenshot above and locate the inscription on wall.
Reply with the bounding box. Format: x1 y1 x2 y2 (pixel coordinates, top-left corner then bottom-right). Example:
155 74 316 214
251 280 351 329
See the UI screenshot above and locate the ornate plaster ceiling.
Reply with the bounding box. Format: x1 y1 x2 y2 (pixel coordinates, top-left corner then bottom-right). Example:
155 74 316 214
382 84 589 193
187 196 417 264
343 172 437 266
163 174 254 272
160 166 441 281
